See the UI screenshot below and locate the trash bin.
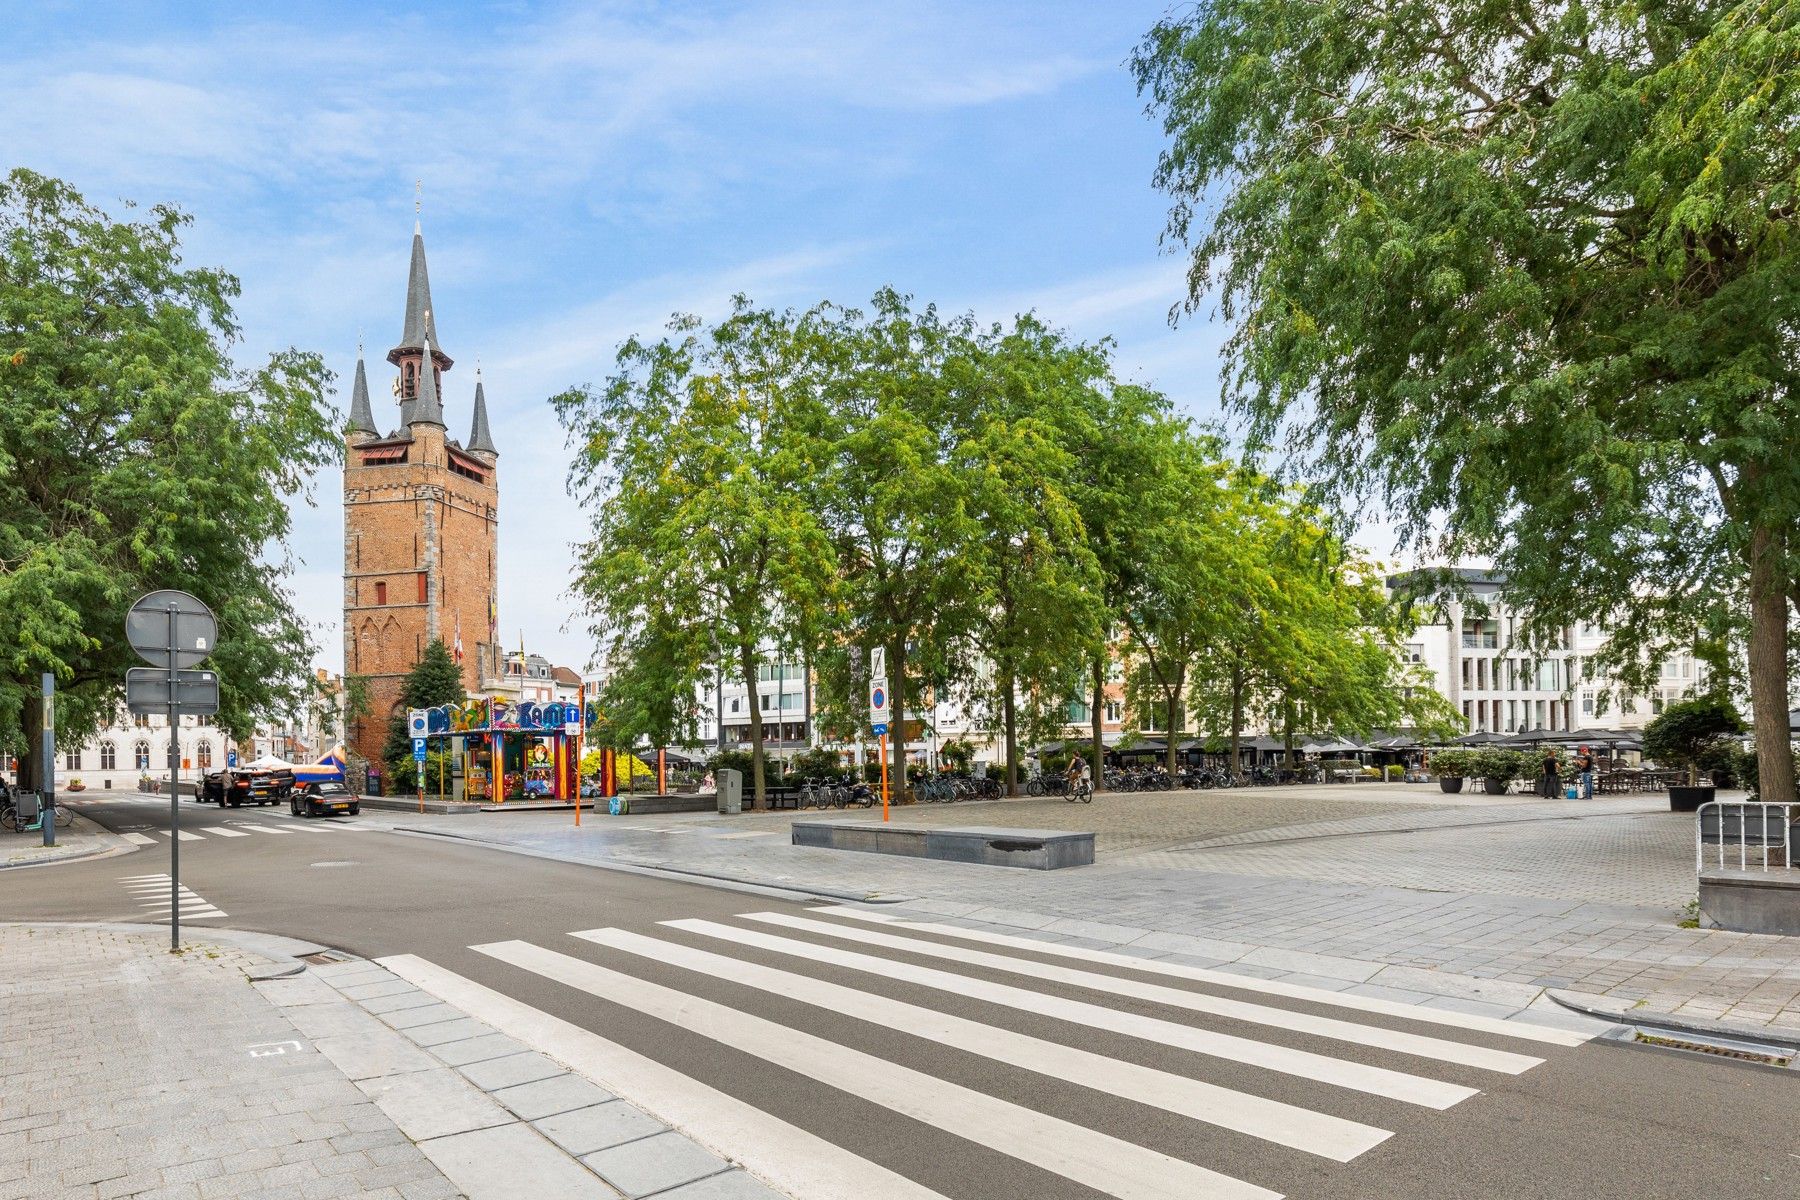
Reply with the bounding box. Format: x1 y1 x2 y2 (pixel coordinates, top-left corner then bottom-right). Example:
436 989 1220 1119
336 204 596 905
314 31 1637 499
14 791 41 826
717 768 742 815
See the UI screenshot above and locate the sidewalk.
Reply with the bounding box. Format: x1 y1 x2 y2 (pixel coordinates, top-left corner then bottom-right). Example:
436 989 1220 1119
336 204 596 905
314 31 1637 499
0 923 781 1200
383 784 1800 1037
1 813 131 871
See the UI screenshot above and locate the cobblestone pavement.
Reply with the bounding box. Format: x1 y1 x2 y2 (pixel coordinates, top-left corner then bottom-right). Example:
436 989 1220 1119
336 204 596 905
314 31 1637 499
0 923 462 1200
392 784 1800 1036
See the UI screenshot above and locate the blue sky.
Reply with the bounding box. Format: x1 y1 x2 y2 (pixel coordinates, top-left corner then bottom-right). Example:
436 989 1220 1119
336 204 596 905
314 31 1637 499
6 1 1270 672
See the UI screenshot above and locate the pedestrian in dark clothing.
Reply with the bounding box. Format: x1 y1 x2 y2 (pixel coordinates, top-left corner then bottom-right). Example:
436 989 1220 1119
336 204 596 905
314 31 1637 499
1541 749 1562 799
1573 747 1595 799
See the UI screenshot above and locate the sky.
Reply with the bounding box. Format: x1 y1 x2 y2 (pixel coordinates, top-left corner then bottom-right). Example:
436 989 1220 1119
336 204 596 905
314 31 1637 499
3 0 1332 674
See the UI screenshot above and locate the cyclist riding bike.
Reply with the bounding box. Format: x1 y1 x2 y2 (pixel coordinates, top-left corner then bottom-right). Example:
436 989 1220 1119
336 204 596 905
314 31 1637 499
1064 754 1093 803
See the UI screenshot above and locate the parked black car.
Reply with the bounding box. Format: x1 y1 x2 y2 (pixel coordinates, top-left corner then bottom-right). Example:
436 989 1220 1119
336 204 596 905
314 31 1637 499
292 780 360 818
201 768 294 807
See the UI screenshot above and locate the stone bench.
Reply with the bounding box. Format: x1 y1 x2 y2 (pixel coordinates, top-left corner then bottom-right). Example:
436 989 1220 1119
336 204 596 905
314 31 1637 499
791 821 1093 870
1699 869 1800 936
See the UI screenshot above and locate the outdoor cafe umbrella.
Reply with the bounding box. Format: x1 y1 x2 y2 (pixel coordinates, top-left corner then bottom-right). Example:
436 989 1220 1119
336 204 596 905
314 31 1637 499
1116 738 1167 758
1451 731 1507 746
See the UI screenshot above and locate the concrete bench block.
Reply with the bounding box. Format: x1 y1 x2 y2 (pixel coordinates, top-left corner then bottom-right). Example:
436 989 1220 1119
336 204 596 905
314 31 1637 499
790 821 1092 870
1699 868 1800 936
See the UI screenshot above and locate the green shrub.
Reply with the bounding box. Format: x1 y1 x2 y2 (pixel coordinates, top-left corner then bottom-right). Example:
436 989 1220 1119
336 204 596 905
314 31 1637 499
1429 749 1478 777
1643 698 1746 785
1734 746 1800 799
787 747 845 782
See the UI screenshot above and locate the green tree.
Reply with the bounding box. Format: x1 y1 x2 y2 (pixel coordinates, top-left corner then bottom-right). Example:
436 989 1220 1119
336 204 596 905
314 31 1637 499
554 299 835 809
956 316 1106 793
381 639 467 785
1135 1 1800 801
0 169 338 790
812 292 988 799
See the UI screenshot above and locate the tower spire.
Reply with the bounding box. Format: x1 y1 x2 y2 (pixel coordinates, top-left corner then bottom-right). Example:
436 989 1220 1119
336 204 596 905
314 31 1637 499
389 215 448 367
346 345 377 436
410 329 446 428
468 365 498 456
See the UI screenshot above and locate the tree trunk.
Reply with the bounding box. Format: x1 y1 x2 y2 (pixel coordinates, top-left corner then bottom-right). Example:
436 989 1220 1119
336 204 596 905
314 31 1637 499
1282 697 1297 770
18 691 44 794
889 637 908 802
738 644 766 810
1090 656 1105 792
1748 520 1796 803
1229 657 1245 781
1165 663 1184 776
1000 658 1018 797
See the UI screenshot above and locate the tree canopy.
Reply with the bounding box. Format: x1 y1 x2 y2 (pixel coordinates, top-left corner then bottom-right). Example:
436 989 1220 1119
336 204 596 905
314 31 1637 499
1135 0 1800 800
0 169 339 789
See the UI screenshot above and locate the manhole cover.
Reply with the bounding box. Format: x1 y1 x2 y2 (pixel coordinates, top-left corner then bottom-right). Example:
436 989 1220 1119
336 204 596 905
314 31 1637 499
308 861 359 869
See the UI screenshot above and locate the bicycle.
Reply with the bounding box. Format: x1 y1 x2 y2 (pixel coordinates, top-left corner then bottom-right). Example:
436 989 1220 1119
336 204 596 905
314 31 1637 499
1066 777 1093 804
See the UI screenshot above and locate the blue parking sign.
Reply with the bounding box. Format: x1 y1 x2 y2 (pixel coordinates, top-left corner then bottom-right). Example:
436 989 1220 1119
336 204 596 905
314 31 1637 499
412 737 427 762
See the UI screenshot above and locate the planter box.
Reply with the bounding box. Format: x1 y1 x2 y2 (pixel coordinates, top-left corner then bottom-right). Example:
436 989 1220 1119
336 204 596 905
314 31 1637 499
1484 776 1511 796
1438 777 1464 794
1669 785 1715 812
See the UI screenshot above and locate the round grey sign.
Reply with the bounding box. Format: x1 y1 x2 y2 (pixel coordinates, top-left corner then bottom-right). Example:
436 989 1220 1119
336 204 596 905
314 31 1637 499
126 590 218 669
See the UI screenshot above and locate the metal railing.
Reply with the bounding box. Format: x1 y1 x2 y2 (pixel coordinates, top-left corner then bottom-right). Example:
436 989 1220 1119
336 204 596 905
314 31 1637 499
1696 799 1799 873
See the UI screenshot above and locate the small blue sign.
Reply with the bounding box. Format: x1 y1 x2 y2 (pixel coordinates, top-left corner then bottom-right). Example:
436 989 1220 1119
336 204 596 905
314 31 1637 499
412 737 427 761
871 721 889 736
226 750 238 768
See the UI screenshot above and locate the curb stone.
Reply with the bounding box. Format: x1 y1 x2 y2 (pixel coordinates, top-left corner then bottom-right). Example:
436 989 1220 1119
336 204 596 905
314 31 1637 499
1548 988 1800 1051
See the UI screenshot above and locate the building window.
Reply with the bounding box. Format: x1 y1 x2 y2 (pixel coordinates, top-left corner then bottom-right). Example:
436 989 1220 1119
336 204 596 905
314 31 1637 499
1461 619 1499 649
133 713 150 729
375 580 387 605
64 751 81 771
1404 643 1424 663
760 694 772 712
133 741 151 770
729 698 741 714
1582 694 1595 716
100 743 117 771
1104 700 1122 723
417 573 428 603
1068 700 1091 724
197 741 212 769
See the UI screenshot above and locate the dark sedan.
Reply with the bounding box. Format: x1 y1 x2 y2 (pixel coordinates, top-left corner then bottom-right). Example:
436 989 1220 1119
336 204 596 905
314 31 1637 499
292 780 361 818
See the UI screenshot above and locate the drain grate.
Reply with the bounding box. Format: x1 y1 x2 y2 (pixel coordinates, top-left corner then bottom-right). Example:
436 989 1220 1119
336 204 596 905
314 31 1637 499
300 949 359 965
1631 1030 1793 1067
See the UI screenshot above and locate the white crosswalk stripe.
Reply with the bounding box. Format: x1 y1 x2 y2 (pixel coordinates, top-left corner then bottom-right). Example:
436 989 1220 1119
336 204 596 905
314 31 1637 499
474 938 1279 1200
740 912 1543 1074
575 926 1390 1161
815 906 1593 1048
116 873 226 920
158 829 203 842
119 832 156 845
366 906 1593 1200
667 918 1472 1107
199 826 249 838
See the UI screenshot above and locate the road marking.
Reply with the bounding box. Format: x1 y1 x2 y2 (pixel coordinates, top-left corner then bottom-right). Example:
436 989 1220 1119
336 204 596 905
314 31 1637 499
378 953 953 1200
476 939 1277 1200
120 832 157 845
817 908 1592 1048
158 829 204 842
243 824 294 834
745 913 1541 1074
666 918 1473 1108
577 927 1389 1162
200 826 249 838
119 873 170 881
713 830 781 840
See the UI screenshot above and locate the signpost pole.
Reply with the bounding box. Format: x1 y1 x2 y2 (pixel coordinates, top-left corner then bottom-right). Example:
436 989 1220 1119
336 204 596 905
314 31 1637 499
166 600 180 954
879 732 889 822
40 673 55 848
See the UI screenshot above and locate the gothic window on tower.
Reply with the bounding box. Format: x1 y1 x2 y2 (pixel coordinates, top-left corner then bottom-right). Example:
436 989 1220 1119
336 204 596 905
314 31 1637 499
417 572 427 603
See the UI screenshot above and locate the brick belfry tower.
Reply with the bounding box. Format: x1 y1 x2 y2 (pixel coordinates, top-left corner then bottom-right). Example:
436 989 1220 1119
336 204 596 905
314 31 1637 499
342 220 499 771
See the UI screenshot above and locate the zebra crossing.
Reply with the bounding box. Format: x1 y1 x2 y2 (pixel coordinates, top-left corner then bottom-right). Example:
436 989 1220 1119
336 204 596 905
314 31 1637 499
113 819 376 843
376 904 1601 1200
117 872 227 921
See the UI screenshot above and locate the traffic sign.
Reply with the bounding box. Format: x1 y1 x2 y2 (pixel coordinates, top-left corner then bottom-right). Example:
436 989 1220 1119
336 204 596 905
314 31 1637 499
412 737 427 762
125 667 220 715
409 709 428 738
869 674 889 735
227 750 238 768
126 590 217 670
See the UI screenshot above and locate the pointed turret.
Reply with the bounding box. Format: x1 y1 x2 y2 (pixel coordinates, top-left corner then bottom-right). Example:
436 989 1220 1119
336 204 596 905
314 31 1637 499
346 352 377 436
410 332 445 428
468 368 498 456
388 222 450 368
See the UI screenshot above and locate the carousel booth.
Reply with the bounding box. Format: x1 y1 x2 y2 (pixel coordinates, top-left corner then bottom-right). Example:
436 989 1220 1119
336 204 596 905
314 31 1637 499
416 698 586 803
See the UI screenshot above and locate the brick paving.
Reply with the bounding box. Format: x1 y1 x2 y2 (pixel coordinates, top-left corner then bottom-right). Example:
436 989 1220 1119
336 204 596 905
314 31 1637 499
395 783 1800 1036
0 923 461 1200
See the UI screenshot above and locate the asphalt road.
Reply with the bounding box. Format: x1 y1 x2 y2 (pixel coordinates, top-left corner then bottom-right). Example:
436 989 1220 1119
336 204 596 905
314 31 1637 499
6 794 1798 1200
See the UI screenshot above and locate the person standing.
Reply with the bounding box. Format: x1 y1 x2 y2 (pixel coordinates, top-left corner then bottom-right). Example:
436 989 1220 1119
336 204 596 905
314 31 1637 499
1573 746 1595 799
1541 748 1562 799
